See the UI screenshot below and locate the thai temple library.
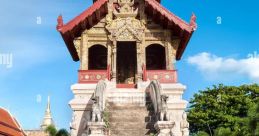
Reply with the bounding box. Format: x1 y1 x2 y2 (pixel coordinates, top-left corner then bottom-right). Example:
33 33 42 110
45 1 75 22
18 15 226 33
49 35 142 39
57 0 197 135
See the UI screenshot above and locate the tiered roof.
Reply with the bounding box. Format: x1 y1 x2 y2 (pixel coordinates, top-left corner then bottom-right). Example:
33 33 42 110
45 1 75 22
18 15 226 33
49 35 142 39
57 0 197 61
0 108 25 136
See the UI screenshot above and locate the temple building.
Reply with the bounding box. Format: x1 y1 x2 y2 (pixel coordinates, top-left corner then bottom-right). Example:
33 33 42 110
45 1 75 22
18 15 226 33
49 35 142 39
0 108 26 136
40 96 55 130
57 0 196 135
25 96 54 136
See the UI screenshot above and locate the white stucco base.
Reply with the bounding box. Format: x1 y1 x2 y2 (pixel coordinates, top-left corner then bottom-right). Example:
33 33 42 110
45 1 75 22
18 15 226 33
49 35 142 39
69 82 188 136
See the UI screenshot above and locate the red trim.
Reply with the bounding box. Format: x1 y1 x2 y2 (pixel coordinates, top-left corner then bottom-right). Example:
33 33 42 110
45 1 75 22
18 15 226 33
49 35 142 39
107 64 111 81
57 0 196 61
0 108 25 136
146 70 178 83
93 0 161 3
142 64 147 81
145 0 193 33
57 0 108 34
144 0 196 60
116 84 137 88
78 70 107 83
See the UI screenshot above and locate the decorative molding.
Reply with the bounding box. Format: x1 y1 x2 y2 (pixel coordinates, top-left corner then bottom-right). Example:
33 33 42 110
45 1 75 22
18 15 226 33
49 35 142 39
78 70 107 83
146 70 178 83
113 0 138 18
106 0 145 42
73 37 81 59
106 17 145 42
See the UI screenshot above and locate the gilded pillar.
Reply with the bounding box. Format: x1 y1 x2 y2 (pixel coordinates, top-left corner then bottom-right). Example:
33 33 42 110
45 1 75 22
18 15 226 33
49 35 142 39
165 31 173 70
111 40 117 82
137 42 143 82
80 32 88 70
172 39 181 70
107 41 112 66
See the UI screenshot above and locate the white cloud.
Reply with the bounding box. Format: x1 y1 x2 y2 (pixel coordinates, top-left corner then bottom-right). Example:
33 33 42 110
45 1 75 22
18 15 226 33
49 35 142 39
187 52 259 82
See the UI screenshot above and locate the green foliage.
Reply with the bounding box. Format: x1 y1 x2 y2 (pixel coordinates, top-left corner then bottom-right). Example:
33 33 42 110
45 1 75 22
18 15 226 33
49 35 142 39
248 100 259 136
214 127 232 136
56 129 70 136
103 108 110 128
45 125 70 136
149 133 157 136
45 125 57 136
188 84 259 136
196 131 209 136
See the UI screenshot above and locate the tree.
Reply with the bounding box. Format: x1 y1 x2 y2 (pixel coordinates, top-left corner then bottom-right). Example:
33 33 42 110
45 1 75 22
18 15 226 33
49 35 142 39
188 84 259 136
45 125 57 136
248 99 259 135
56 129 70 136
45 125 70 136
195 131 209 136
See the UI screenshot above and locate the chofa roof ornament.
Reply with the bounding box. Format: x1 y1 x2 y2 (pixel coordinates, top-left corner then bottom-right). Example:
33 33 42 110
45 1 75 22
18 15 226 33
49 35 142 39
56 15 63 31
190 13 197 31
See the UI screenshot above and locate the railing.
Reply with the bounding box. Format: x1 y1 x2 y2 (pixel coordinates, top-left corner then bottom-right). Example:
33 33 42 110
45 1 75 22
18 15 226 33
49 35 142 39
142 64 178 83
93 80 106 112
90 80 106 122
148 80 162 121
78 64 111 83
147 80 169 121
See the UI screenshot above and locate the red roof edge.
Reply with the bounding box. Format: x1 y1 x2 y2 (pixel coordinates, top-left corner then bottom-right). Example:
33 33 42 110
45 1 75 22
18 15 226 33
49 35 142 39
145 0 197 60
93 0 161 3
57 0 108 61
145 0 195 32
57 0 108 34
0 108 25 136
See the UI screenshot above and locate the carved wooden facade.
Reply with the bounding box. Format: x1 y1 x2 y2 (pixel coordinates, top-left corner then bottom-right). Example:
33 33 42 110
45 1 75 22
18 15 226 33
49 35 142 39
57 0 196 84
58 0 196 135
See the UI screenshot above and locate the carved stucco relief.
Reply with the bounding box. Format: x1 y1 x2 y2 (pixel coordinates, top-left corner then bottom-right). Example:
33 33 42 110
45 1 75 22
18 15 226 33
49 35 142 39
106 17 145 42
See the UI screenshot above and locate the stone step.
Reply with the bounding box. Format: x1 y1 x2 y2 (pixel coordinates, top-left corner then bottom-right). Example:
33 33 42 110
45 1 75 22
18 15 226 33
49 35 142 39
109 122 156 129
106 98 156 136
109 128 151 136
106 89 146 106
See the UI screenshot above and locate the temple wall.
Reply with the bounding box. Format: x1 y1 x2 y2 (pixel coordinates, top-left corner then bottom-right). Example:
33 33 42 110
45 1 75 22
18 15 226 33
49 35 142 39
74 18 180 72
69 1 188 136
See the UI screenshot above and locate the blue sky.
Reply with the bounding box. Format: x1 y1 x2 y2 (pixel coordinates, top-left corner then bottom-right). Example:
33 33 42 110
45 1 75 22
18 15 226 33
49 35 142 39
0 0 258 130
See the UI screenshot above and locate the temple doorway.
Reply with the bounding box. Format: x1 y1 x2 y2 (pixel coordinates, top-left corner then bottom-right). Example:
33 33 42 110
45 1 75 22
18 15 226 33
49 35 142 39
116 42 137 85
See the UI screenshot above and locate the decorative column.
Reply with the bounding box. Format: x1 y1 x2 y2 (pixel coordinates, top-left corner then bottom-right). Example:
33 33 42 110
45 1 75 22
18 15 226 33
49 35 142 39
81 32 89 70
171 39 181 70
137 42 143 83
107 41 112 68
111 40 117 82
165 31 173 70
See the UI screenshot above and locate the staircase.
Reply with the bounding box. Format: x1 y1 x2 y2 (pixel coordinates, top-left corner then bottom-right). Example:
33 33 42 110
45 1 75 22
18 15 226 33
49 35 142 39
105 89 156 136
107 104 156 136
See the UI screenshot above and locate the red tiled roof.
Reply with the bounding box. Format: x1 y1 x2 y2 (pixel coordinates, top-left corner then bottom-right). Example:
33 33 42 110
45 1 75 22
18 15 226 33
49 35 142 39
93 0 161 3
57 0 196 61
57 0 108 34
0 108 25 136
145 0 193 32
57 0 108 61
144 0 197 60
